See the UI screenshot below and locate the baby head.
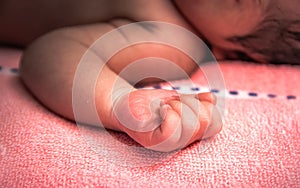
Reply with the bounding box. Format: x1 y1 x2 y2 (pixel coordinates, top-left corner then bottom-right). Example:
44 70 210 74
174 0 300 64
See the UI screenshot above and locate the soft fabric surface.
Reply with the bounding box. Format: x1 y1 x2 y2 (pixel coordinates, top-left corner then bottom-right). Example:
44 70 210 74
0 47 299 187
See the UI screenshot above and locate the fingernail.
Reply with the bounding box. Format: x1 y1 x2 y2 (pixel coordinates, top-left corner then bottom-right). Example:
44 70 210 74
160 100 165 107
160 104 171 119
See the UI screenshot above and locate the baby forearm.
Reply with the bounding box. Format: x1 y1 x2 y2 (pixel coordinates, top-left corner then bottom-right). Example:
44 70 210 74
19 20 222 152
20 28 133 131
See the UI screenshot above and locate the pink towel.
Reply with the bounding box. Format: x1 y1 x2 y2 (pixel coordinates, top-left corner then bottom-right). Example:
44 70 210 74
0 47 299 187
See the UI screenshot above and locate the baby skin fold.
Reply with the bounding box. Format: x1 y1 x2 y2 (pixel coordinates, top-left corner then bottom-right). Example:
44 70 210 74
20 20 223 152
113 89 222 152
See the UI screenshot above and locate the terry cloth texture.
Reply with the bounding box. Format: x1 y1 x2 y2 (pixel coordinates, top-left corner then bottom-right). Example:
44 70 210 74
0 47 299 187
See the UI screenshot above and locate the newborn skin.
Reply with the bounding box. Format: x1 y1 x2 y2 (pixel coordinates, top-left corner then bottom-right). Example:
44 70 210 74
113 89 222 152
17 19 221 152
1 0 277 151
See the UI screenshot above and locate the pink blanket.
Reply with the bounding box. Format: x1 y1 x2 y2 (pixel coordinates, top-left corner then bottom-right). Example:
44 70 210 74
0 47 299 187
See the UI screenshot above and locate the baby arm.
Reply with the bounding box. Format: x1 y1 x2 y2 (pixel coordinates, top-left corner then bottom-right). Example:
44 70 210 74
20 22 129 131
20 20 222 152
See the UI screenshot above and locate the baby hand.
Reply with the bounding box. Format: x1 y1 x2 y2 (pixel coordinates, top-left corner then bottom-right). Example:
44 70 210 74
113 89 222 152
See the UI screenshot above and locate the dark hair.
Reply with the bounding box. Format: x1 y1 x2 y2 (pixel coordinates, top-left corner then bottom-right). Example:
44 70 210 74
228 18 300 65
